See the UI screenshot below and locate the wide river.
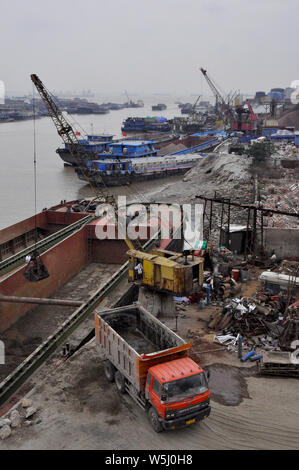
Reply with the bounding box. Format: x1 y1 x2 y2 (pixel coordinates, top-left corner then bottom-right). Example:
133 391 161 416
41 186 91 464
0 96 191 229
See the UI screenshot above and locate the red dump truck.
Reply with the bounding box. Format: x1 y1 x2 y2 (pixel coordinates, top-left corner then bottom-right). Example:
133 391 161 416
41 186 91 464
95 303 211 432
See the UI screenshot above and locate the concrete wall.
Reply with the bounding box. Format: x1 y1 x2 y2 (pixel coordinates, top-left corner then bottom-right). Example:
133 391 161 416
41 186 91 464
261 228 299 259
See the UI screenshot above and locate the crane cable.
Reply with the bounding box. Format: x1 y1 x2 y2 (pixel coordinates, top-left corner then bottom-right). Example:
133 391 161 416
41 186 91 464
32 83 38 249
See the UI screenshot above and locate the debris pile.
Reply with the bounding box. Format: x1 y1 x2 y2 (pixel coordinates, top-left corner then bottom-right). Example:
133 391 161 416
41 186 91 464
0 397 39 440
209 279 298 354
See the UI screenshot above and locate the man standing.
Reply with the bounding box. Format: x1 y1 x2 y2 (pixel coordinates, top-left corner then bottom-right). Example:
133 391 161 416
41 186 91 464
134 261 143 280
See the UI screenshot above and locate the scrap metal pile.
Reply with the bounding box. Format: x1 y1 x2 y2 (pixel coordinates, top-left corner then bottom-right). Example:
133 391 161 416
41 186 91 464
212 295 298 351
208 260 299 354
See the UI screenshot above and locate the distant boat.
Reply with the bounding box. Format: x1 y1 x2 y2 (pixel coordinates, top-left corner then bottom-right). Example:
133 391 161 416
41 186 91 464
121 116 171 134
152 103 167 111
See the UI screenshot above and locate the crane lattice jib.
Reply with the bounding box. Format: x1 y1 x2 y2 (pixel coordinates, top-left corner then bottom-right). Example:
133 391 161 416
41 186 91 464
30 74 114 206
200 68 235 124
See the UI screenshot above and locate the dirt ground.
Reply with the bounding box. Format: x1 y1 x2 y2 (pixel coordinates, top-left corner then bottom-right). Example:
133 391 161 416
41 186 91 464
1 276 298 450
0 339 298 450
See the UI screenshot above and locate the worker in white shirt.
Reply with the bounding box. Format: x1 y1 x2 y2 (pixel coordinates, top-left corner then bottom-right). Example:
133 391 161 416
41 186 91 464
270 251 277 262
25 255 31 264
134 261 143 280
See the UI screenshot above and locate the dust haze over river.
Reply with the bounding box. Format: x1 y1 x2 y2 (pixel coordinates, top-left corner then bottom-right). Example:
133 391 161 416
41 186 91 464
0 95 194 229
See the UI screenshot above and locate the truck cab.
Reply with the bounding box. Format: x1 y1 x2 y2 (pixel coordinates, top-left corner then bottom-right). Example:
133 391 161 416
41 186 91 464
145 357 211 432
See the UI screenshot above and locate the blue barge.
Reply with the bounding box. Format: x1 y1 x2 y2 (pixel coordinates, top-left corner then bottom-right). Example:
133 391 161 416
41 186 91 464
75 137 220 187
56 134 114 166
121 116 171 134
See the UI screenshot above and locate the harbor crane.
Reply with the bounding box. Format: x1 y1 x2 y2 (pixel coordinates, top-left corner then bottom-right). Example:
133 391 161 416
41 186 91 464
31 75 204 305
233 98 258 132
31 74 114 207
200 67 236 126
200 68 257 132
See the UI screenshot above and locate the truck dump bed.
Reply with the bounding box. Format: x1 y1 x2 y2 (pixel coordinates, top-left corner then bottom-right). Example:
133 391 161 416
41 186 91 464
95 303 192 392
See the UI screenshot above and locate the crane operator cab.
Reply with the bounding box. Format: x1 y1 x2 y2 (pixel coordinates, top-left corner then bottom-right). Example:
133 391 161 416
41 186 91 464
128 249 204 296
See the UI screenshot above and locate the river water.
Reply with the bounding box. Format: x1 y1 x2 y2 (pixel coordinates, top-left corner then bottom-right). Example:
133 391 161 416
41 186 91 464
0 96 190 229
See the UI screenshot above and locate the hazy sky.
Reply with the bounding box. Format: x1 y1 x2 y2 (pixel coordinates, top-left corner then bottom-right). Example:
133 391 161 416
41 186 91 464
1 0 298 97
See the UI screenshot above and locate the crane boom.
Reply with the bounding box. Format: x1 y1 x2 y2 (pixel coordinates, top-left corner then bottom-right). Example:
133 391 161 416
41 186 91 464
200 67 235 126
31 74 114 205
31 74 139 250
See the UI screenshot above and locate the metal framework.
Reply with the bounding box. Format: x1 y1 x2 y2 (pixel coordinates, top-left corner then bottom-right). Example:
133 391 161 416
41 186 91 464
199 194 298 257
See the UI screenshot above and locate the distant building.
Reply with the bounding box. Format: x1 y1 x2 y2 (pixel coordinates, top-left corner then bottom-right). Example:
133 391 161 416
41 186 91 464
254 91 266 102
284 87 295 101
0 80 5 104
268 88 284 102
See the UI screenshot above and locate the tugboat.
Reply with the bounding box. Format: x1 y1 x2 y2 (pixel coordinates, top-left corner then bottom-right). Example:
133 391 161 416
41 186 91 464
56 134 115 166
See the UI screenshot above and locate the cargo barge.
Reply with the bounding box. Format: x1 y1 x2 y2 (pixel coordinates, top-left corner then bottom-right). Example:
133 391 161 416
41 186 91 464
75 137 219 186
121 116 171 134
56 133 179 166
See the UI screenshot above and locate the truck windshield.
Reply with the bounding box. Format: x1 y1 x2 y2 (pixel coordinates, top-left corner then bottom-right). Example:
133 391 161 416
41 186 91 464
162 373 208 403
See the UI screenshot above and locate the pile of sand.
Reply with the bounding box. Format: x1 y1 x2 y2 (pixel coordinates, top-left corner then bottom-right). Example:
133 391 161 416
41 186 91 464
278 104 299 130
147 151 252 203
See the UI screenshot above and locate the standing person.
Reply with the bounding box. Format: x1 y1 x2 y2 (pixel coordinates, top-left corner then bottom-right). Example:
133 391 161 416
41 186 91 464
134 261 143 280
206 283 211 305
25 254 31 264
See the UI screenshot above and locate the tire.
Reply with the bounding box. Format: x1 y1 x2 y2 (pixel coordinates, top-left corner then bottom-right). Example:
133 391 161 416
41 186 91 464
104 360 115 383
115 371 126 394
148 406 163 433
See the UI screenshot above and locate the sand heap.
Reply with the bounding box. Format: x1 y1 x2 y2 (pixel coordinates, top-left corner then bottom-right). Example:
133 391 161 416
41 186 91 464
278 104 299 130
147 151 252 204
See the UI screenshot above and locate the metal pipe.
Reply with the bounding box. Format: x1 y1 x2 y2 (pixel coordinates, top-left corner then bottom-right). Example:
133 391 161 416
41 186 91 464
238 335 243 359
196 195 299 217
241 350 255 362
0 295 83 307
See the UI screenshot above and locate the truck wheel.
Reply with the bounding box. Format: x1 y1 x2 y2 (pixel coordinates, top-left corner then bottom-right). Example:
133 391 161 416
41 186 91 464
148 407 163 433
104 360 115 383
115 371 126 394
